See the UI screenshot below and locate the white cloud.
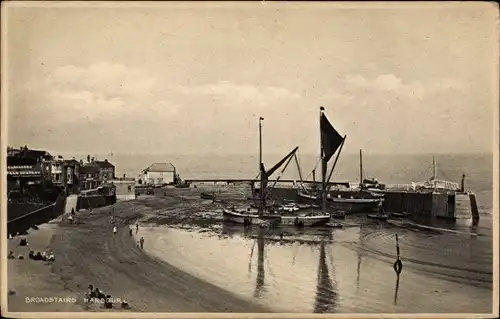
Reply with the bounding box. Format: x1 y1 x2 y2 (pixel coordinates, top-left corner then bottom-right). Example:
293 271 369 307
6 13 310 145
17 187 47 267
177 80 301 106
344 73 426 100
22 62 177 123
342 73 465 102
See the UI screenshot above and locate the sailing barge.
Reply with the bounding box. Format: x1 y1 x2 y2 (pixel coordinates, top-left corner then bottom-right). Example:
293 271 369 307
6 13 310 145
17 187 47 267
223 117 330 227
296 108 383 214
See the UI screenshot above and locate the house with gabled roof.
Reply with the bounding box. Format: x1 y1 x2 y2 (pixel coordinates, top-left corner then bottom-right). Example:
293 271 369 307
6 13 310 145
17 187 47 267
142 163 176 186
93 159 115 182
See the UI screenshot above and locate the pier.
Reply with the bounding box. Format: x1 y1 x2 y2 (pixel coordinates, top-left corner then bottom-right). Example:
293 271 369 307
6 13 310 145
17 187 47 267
185 179 350 187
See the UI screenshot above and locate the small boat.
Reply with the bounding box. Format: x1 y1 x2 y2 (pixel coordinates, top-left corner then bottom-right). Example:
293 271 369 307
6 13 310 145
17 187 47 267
391 212 410 218
278 203 300 213
329 197 382 204
222 208 258 224
200 192 216 200
281 214 331 227
330 211 346 219
367 213 389 221
326 222 343 228
327 196 383 213
297 190 319 205
222 208 281 225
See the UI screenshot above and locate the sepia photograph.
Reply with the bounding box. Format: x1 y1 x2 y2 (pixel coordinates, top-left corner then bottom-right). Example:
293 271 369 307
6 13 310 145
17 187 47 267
1 1 498 318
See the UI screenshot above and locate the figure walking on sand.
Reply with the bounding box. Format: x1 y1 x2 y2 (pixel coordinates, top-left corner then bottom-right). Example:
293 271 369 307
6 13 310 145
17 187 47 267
136 223 139 234
139 236 144 249
113 226 117 236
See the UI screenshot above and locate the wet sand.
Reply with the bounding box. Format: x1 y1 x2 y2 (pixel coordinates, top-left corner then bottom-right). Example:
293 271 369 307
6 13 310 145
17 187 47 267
7 196 270 313
7 220 84 312
137 222 493 313
132 188 493 313
6 186 493 314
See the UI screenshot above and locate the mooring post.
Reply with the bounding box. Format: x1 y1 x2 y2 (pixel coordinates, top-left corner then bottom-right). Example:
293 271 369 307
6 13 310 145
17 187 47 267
393 233 403 275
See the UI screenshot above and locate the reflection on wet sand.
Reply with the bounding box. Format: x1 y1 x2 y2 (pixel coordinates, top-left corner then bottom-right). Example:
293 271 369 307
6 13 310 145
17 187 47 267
231 224 339 312
314 240 338 313
394 274 400 305
140 220 492 313
254 228 265 298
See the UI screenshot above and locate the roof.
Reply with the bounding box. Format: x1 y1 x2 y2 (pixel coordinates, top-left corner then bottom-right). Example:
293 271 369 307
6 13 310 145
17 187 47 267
93 160 115 169
80 164 100 174
143 163 175 173
7 148 52 160
64 159 80 165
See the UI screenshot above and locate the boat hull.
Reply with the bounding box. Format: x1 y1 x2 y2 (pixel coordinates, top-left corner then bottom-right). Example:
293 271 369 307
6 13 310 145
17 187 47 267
367 213 389 221
280 215 331 227
328 198 382 213
299 191 380 214
222 209 329 227
222 209 281 225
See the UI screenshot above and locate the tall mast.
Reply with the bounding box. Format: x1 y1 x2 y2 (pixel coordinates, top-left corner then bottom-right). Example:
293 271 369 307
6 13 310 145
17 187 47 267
359 149 364 188
258 117 264 218
432 156 436 180
259 117 263 175
320 107 327 214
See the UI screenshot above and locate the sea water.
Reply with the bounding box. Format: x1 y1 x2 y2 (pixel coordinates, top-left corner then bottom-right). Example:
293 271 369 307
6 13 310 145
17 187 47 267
138 215 492 313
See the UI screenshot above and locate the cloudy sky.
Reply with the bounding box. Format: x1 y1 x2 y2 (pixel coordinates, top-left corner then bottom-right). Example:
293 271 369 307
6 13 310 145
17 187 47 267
4 2 498 156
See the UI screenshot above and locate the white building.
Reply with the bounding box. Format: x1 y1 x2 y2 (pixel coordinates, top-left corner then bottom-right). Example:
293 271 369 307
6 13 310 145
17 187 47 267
142 163 176 186
51 157 64 185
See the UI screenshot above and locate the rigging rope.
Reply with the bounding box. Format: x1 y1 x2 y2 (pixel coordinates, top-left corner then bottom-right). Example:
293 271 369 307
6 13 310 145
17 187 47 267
304 157 321 180
265 152 296 199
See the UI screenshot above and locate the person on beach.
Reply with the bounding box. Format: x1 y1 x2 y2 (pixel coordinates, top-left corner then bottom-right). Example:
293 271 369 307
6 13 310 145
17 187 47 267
8 251 15 259
136 223 139 234
113 226 117 235
68 214 74 224
19 237 28 246
139 236 144 249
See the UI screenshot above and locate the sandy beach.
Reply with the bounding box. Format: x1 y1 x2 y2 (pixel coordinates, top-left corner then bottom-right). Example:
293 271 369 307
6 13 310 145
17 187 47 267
6 196 270 313
6 188 493 314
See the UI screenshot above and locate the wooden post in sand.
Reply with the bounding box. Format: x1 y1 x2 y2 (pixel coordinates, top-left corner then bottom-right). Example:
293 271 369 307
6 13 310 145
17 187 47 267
393 234 403 275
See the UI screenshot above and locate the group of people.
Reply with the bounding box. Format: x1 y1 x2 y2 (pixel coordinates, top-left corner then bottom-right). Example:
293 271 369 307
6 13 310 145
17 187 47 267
29 250 55 261
113 223 145 249
7 251 24 260
85 284 130 309
7 249 55 261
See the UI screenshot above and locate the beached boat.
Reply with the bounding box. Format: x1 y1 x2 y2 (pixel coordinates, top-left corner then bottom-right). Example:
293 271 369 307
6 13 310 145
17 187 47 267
200 192 216 200
391 212 410 218
297 144 383 214
222 208 258 224
224 117 302 226
327 196 382 213
293 107 345 223
330 211 346 219
297 190 318 205
326 222 343 228
367 213 389 221
281 214 331 227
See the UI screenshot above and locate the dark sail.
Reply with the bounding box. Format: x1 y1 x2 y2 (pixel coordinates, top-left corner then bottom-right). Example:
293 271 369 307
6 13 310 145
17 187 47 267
320 113 344 162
